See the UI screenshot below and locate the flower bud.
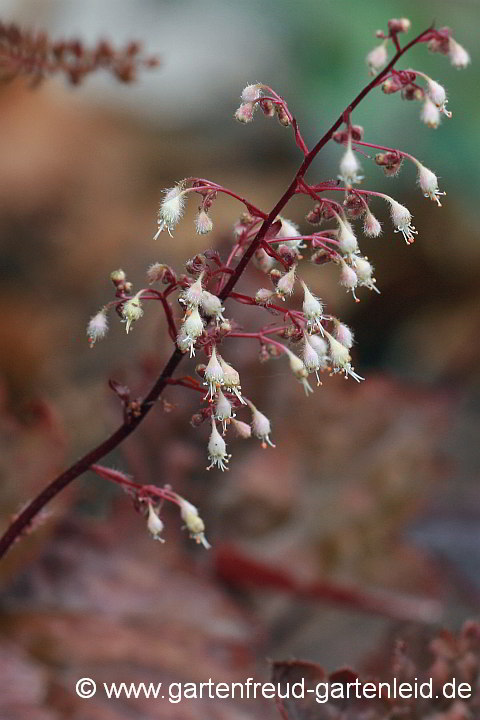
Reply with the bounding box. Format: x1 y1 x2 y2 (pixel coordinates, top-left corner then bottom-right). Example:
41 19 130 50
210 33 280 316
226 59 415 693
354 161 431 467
241 83 262 103
388 18 411 33
448 38 470 69
178 497 211 548
110 269 126 287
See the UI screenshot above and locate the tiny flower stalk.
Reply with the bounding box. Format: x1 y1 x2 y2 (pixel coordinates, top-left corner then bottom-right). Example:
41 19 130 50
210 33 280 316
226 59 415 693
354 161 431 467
122 291 145 333
147 503 165 543
246 399 275 448
207 417 231 471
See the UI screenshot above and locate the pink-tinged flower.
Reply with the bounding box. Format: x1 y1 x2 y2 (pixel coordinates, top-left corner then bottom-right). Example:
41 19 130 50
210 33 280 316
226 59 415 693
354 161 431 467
207 417 231 471
147 503 165 542
421 97 441 128
234 102 254 123
363 210 382 237
253 247 276 273
333 321 354 349
230 418 252 439
195 209 213 235
448 38 470 69
307 334 329 367
246 399 275 448
338 259 359 301
87 308 109 347
277 217 305 251
366 42 388 75
255 287 275 305
241 83 262 103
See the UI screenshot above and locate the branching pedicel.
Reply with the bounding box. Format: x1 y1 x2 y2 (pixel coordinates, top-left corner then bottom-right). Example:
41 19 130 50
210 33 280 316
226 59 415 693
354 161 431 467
0 19 469 560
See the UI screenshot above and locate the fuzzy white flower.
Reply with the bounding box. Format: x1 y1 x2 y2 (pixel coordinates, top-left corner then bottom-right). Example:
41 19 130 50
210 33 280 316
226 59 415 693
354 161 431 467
421 98 441 129
426 78 451 118
246 399 275 448
178 497 211 548
338 140 363 186
324 329 364 382
207 417 231 471
302 333 322 385
366 42 388 75
416 163 445 206
234 103 254 123
218 356 247 404
307 334 329 367
121 292 144 334
87 308 109 347
336 215 359 256
353 256 380 294
215 389 234 432
448 38 470 69
284 347 314 396
363 210 382 237
195 209 213 235
203 346 224 401
384 197 418 244
180 272 204 308
275 265 296 299
154 183 186 238
338 259 359 301
178 307 204 357
277 217 305 251
200 290 226 323
301 280 324 334
255 288 276 305
147 503 165 542
241 83 262 103
333 321 354 349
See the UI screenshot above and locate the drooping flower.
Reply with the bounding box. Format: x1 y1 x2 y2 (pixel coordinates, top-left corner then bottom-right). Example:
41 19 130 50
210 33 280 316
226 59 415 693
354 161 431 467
425 77 452 118
200 290 226 323
246 399 275 448
154 182 186 238
284 347 314 395
301 280 324 334
195 209 213 235
230 418 252 439
203 346 224 401
353 256 380 294
218 356 247 404
338 138 363 186
448 38 470 69
241 83 262 103
177 497 211 548
335 214 359 256
87 307 109 347
363 210 382 237
416 163 445 206
178 306 204 357
207 417 231 471
215 389 234 433
366 42 388 75
382 196 418 244
333 321 354 349
180 272 204 308
121 292 144 334
147 503 165 543
324 329 364 382
302 333 323 385
338 259 359 301
421 97 441 129
275 264 296 299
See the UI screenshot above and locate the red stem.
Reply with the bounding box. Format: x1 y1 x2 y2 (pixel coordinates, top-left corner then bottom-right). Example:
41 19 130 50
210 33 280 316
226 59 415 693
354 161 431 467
0 26 431 561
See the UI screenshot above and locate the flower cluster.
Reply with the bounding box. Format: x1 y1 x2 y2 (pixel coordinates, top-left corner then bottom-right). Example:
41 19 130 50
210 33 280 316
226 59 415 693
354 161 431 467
83 18 468 548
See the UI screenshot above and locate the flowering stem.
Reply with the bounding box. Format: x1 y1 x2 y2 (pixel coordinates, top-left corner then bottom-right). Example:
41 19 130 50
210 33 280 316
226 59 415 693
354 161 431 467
0 25 431 561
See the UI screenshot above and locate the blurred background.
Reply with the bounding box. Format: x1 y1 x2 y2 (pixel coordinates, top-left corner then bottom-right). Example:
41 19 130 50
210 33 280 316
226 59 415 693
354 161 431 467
0 0 479 718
